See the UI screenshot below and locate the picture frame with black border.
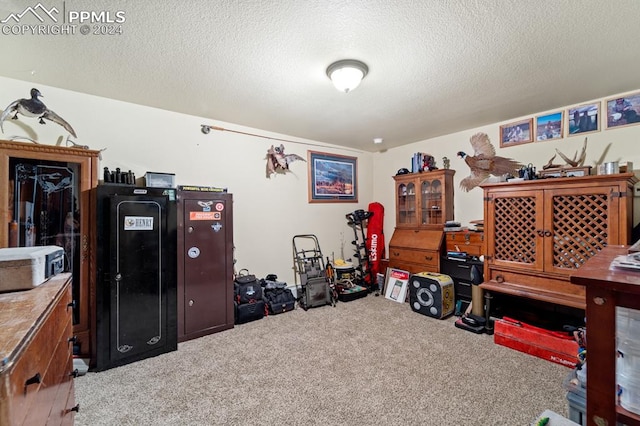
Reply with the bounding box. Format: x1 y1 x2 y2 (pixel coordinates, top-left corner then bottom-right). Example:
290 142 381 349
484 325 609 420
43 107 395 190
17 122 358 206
307 151 358 203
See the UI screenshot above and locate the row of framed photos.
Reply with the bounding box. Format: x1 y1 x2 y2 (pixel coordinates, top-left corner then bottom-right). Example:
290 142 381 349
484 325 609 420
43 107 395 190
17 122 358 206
499 91 640 148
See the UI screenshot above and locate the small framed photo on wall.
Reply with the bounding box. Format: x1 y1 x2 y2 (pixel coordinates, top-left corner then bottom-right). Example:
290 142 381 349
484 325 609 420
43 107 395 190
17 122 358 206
499 118 533 148
535 111 563 141
605 92 640 129
567 102 600 136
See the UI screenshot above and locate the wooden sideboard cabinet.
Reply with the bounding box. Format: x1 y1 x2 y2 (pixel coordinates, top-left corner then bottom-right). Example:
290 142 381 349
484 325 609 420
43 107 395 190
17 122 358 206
393 169 455 229
0 273 78 425
480 173 637 309
0 140 100 360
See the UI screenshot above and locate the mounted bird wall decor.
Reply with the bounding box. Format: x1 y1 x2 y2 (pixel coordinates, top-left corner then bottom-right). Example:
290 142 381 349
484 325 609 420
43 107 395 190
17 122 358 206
457 132 523 191
265 144 305 178
0 88 77 138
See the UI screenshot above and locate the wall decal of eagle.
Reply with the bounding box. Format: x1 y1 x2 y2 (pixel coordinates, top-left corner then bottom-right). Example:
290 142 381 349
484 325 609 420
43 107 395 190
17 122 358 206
457 132 522 191
266 144 305 178
0 88 77 137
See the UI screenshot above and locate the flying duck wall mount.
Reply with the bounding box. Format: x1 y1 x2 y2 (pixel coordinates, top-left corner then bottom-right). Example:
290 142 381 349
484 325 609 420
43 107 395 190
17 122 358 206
0 88 77 138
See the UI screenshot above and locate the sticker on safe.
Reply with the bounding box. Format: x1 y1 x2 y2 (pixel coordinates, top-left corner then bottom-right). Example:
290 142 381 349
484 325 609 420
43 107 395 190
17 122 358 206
124 216 154 230
190 211 221 221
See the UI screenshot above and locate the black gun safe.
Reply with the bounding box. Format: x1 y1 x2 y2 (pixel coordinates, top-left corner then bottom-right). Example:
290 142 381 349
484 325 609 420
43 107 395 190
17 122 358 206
177 189 234 342
94 185 177 371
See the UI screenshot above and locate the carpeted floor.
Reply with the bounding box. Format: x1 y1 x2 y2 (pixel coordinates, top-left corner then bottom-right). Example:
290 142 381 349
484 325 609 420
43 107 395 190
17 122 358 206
75 294 571 425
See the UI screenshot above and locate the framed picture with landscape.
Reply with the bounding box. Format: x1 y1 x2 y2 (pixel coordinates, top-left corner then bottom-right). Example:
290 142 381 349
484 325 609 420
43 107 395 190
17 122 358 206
308 151 357 203
535 111 563 141
605 92 640 129
499 118 533 148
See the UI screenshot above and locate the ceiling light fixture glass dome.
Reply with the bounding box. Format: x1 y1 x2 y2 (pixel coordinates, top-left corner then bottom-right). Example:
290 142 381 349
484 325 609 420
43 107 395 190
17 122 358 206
326 59 369 93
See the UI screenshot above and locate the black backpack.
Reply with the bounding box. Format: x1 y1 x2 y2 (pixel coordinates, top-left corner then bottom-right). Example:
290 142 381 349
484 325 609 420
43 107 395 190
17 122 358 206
234 270 263 304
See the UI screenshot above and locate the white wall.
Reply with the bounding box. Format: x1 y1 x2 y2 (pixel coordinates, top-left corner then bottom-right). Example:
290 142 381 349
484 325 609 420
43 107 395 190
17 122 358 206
0 76 374 285
3 75 639 284
374 92 640 247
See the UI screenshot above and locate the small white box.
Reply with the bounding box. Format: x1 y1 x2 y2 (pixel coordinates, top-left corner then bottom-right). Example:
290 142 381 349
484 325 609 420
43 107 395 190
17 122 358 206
144 172 175 188
0 246 64 292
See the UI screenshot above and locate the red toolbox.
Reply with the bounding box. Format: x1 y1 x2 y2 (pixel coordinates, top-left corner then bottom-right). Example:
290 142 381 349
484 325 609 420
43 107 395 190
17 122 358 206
494 317 579 368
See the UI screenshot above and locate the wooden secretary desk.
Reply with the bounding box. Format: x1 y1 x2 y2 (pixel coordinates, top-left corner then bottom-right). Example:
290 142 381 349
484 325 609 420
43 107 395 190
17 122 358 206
388 169 455 273
0 140 100 361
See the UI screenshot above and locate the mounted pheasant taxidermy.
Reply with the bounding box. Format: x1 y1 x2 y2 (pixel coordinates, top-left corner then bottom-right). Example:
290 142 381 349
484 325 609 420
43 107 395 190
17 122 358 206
457 132 522 191
265 144 306 178
0 88 77 137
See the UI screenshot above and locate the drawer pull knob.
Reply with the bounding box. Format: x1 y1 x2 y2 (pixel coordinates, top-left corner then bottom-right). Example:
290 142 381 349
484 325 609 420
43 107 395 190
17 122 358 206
424 256 432 261
495 275 505 283
69 404 80 413
25 372 41 386
544 230 552 237
67 300 76 310
68 336 77 344
70 369 79 378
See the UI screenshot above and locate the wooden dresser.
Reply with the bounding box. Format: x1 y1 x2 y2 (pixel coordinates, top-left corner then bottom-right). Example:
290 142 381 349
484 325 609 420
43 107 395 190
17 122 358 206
480 173 637 309
0 273 78 425
444 229 485 257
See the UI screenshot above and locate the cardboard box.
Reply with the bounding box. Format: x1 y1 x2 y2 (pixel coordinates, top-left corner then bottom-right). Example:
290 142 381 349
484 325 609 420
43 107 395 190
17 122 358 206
494 318 579 368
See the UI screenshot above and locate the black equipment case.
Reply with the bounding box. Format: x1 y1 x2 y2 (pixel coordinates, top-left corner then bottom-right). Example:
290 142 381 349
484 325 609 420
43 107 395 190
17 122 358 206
235 300 266 324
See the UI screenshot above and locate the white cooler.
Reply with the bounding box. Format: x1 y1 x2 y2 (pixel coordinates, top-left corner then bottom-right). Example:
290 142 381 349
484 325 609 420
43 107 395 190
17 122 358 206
0 246 65 292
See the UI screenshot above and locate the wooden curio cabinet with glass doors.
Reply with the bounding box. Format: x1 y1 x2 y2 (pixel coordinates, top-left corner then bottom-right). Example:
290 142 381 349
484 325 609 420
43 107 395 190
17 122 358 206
388 169 455 274
0 140 100 360
393 169 455 228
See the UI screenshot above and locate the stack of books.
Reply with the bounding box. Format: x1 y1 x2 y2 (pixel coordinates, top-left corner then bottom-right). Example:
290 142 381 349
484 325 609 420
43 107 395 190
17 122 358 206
444 221 463 232
469 219 484 232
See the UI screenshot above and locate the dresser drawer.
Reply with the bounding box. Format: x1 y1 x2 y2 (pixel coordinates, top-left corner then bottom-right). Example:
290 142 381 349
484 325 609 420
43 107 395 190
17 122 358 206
23 317 74 426
445 231 484 256
388 261 439 275
388 248 439 268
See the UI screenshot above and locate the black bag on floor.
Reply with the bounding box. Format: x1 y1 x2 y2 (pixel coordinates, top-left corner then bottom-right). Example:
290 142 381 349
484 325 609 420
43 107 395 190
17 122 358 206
235 300 266 324
262 275 296 314
235 270 263 304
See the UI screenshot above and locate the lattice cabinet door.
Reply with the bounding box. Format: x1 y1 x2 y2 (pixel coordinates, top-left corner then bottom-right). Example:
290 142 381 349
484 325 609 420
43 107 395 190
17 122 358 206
544 186 620 276
485 189 545 271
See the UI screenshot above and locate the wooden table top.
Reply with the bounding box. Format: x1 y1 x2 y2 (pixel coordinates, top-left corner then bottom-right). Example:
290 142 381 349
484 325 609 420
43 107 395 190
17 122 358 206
571 245 640 294
0 273 71 372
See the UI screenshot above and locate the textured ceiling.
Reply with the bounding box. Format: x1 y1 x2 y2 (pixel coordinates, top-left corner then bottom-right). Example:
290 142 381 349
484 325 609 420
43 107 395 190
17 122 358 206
1 0 640 152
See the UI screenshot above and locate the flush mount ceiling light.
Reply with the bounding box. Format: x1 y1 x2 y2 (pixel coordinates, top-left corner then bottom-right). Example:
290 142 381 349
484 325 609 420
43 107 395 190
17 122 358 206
326 59 369 93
